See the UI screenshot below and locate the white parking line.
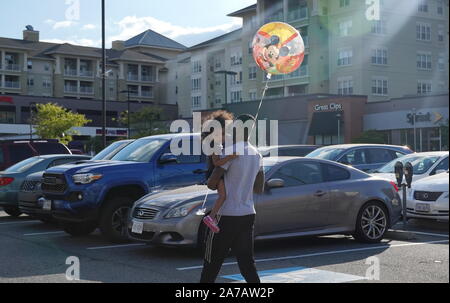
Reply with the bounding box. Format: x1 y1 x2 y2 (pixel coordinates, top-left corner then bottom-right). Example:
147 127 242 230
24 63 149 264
86 243 146 250
23 231 66 236
177 239 449 271
0 220 40 225
391 230 449 238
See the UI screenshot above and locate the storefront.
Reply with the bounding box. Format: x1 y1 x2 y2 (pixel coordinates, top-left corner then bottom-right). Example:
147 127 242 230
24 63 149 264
364 94 449 152
306 96 366 145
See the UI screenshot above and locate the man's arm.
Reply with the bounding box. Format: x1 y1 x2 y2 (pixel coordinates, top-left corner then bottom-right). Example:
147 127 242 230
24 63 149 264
253 169 265 194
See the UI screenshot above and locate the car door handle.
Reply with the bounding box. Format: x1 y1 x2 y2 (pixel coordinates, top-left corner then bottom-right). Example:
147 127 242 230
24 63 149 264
314 190 327 197
193 169 207 174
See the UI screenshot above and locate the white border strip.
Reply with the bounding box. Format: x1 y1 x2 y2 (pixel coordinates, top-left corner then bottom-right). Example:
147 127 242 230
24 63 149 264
23 231 65 236
177 239 449 271
391 230 449 238
87 243 146 250
0 220 40 225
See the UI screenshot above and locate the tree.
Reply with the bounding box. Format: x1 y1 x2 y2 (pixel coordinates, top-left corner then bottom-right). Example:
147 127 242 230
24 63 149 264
352 130 387 144
117 106 169 139
33 103 91 145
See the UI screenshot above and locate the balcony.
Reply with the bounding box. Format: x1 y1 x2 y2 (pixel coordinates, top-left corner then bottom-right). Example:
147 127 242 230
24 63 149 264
79 70 94 77
141 75 154 82
79 86 94 94
141 88 153 98
4 81 20 89
288 7 308 21
64 86 78 93
4 64 20 72
127 73 139 81
64 69 78 77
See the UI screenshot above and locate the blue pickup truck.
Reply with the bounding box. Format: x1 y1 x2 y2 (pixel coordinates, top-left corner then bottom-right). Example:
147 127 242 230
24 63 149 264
42 133 207 242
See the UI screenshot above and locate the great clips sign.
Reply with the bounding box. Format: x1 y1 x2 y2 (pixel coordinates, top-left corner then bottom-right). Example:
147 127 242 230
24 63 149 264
314 103 343 112
0 96 13 104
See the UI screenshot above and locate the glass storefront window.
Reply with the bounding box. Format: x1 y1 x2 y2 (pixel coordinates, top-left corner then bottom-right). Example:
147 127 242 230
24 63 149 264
0 110 15 124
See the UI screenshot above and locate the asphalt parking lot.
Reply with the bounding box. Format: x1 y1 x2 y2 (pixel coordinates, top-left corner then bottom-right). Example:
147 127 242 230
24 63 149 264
0 209 448 283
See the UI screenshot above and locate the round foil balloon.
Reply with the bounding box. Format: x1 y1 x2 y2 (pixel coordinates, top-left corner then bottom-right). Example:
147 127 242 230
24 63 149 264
252 22 305 75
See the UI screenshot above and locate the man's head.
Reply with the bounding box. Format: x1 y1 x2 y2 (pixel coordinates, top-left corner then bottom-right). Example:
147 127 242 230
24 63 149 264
235 114 256 142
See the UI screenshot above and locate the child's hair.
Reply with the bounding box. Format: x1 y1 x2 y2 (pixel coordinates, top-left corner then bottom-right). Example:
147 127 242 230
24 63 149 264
201 110 235 140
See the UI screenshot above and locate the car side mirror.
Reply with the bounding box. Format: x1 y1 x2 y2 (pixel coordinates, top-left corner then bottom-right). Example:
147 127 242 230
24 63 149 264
266 178 285 189
159 153 177 164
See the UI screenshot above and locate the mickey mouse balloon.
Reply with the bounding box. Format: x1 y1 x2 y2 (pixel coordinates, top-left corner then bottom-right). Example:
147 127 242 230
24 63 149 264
252 22 305 75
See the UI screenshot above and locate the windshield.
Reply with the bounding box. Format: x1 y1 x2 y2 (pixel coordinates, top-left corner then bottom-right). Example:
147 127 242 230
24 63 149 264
111 139 167 162
92 141 131 160
377 155 441 175
5 157 45 173
306 148 346 160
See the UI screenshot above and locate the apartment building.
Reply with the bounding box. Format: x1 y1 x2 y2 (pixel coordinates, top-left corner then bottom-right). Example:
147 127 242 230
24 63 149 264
176 0 449 118
0 26 184 139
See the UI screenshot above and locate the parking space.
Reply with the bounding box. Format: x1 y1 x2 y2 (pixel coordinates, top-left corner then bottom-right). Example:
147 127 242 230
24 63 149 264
0 209 448 283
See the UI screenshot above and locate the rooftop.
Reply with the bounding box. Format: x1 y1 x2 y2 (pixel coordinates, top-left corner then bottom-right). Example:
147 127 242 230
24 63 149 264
125 29 187 51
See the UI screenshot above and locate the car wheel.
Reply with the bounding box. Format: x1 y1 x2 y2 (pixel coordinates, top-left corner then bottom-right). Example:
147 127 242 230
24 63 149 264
99 196 133 243
61 221 97 237
354 201 389 243
4 207 22 217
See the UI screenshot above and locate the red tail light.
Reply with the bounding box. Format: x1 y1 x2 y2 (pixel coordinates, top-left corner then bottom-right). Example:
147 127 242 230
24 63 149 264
0 177 14 186
390 181 399 192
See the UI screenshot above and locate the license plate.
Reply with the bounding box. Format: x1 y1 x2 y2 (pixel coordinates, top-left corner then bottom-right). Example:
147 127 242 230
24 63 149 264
131 221 144 234
415 203 431 213
42 199 52 211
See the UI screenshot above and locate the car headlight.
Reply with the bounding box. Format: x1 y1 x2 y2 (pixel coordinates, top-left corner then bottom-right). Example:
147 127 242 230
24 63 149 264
165 201 203 219
72 173 103 184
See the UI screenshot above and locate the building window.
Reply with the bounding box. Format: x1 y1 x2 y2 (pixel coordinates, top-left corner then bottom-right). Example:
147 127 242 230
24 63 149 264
337 77 353 95
339 19 352 37
371 78 388 96
249 66 257 80
191 78 201 91
27 77 34 87
371 48 388 65
231 72 242 85
192 61 202 73
42 79 52 88
437 0 443 15
438 54 445 71
27 60 33 70
288 0 308 21
248 90 257 100
417 52 432 70
418 0 428 12
416 23 431 41
371 20 387 35
248 41 253 54
438 25 444 42
192 96 201 108
230 54 242 66
0 109 16 124
231 91 242 103
337 49 353 66
340 0 350 8
417 80 432 94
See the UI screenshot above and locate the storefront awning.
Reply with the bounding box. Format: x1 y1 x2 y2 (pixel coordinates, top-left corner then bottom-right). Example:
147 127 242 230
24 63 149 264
308 111 342 136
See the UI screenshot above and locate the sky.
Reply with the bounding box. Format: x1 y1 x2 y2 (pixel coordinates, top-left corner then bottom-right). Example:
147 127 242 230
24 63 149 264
0 0 256 47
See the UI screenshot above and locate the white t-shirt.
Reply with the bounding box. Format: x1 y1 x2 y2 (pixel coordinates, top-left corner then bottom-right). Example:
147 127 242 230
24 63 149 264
219 141 263 216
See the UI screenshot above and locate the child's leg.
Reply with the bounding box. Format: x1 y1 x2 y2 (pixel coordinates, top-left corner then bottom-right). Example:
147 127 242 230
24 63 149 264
210 180 226 219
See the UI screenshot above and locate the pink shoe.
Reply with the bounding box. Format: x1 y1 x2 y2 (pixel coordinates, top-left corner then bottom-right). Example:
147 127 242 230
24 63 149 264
203 216 220 233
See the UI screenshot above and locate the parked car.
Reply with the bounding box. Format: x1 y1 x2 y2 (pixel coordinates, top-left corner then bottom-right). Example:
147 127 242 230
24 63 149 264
17 140 134 223
0 154 91 217
372 151 449 183
42 134 207 243
0 139 71 171
258 145 320 157
406 171 449 221
128 157 402 250
306 144 413 172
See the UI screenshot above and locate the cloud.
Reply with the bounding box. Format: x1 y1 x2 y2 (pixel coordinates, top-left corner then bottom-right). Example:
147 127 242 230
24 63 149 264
109 15 242 46
82 24 97 30
44 19 78 29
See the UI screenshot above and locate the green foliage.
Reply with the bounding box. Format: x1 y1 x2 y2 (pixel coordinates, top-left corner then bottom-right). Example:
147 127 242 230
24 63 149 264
33 103 91 145
118 106 169 139
352 130 388 144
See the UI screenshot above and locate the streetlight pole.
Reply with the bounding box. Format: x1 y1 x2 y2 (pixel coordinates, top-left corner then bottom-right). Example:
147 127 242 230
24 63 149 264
412 108 417 151
120 90 131 139
101 0 107 148
336 112 342 144
29 102 36 140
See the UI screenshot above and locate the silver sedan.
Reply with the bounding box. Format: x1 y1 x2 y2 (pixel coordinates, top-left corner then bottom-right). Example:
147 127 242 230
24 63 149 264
127 157 402 249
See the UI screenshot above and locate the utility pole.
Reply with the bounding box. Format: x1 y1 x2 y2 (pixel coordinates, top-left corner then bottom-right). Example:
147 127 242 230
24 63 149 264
101 0 107 148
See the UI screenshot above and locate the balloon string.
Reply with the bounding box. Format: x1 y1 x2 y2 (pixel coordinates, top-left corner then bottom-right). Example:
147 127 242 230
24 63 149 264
197 73 271 216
